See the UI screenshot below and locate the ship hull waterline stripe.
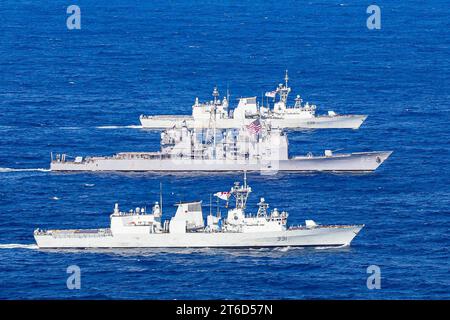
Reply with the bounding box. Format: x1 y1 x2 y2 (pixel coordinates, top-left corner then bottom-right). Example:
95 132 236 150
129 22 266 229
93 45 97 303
36 244 349 250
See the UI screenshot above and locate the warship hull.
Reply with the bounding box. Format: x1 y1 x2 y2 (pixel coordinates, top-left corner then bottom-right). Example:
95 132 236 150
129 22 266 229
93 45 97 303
34 225 363 249
140 114 367 130
50 151 392 172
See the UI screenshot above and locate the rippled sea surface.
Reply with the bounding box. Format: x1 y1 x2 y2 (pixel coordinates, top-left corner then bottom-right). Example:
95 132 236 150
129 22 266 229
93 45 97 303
0 0 449 299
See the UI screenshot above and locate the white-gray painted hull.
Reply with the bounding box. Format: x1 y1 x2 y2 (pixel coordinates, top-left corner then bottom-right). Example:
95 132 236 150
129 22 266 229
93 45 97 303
50 151 392 172
140 115 367 130
34 225 363 249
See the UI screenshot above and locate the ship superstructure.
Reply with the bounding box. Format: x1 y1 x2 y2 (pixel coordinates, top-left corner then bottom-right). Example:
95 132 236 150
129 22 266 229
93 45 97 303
34 176 364 248
140 71 367 130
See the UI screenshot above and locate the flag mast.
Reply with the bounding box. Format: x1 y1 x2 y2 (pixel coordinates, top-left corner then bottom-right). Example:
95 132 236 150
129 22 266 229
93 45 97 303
212 86 219 157
159 181 163 215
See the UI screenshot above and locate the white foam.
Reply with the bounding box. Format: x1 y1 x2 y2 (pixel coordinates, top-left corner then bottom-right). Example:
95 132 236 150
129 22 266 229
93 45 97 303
315 244 348 250
0 243 38 249
96 125 142 129
60 125 143 130
0 167 50 173
59 126 82 130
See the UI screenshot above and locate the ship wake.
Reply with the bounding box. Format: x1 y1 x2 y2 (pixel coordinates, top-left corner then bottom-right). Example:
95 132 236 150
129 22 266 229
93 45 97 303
0 167 50 173
58 125 143 130
0 243 38 250
96 125 142 129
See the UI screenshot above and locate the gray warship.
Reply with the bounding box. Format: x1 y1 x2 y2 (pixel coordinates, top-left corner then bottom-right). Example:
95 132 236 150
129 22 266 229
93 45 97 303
50 120 392 173
34 175 364 248
140 71 367 130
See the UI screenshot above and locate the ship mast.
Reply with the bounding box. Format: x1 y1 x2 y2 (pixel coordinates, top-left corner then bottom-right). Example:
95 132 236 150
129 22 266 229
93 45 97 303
209 193 212 216
231 171 251 210
257 197 269 218
226 85 230 112
160 182 163 215
278 70 291 104
244 170 247 189
212 86 219 157
285 69 289 87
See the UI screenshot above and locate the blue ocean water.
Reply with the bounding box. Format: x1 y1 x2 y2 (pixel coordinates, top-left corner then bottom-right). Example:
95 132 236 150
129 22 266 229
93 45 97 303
0 0 449 299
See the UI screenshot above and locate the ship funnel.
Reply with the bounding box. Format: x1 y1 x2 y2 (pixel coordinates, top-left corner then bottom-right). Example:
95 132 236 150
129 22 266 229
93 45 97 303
114 203 119 214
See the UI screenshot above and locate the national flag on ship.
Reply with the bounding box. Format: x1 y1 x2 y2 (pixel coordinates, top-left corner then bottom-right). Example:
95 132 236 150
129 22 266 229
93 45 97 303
214 191 230 201
265 90 277 98
246 119 262 135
